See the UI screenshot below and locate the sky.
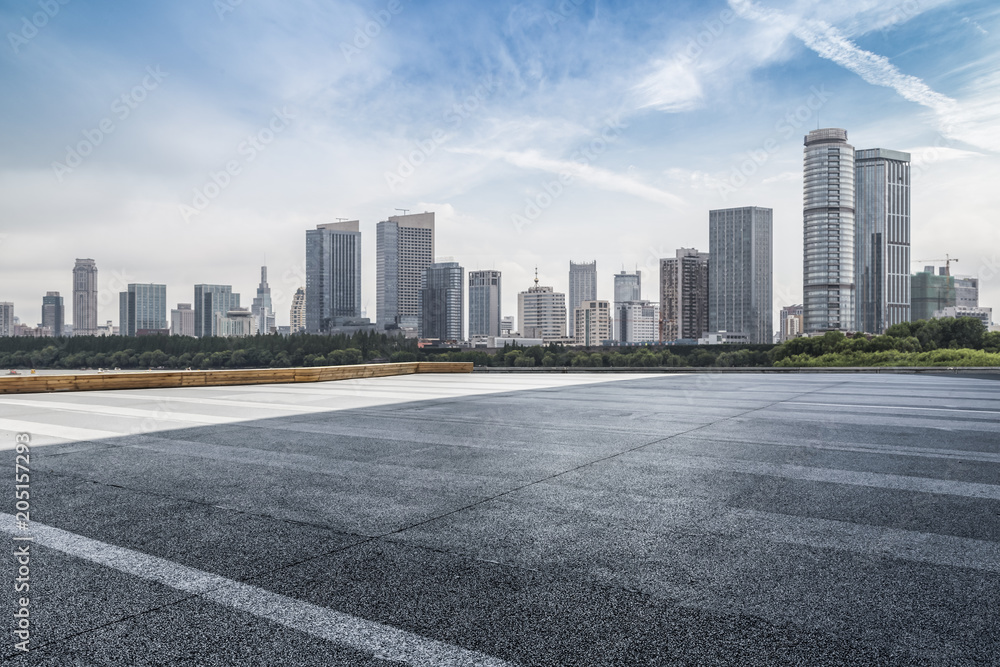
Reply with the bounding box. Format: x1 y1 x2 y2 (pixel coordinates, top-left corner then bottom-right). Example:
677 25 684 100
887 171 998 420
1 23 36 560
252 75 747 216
2 0 999 332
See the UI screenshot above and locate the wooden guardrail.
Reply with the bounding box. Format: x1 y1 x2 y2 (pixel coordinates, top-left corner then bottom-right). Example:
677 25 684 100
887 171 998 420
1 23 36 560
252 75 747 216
0 362 473 395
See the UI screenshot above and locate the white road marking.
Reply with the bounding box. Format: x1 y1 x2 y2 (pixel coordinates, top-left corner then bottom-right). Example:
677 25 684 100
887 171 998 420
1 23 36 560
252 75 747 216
0 514 515 666
784 401 1000 415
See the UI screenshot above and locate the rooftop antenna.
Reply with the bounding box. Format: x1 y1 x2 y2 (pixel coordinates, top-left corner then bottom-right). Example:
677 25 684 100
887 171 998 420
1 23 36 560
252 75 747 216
395 208 410 216
335 217 348 222
534 267 539 287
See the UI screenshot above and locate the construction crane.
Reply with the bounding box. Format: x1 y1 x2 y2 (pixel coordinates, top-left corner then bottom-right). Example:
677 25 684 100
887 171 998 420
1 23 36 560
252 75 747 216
913 254 959 275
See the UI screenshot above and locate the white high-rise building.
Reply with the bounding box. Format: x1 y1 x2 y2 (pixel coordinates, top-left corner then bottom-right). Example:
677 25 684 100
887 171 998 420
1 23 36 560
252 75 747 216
290 287 306 333
574 300 610 347
170 303 195 337
517 272 566 341
616 301 659 344
803 128 855 333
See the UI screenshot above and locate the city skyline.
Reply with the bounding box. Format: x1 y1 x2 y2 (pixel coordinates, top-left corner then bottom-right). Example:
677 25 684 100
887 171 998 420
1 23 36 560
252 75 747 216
2 2 997 331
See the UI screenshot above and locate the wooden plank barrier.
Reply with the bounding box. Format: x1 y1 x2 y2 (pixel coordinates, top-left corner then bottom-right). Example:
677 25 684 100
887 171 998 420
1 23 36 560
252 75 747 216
0 362 473 395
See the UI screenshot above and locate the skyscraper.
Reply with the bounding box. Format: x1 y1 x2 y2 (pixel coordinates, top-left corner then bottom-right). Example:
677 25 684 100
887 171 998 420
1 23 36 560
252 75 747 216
568 261 597 337
119 284 167 336
855 148 911 334
72 259 98 336
420 261 464 340
41 291 65 337
251 266 276 334
194 285 240 337
376 212 435 332
659 248 709 342
803 128 855 333
290 287 306 333
0 302 14 337
518 272 567 340
305 222 362 334
468 270 501 337
709 206 773 344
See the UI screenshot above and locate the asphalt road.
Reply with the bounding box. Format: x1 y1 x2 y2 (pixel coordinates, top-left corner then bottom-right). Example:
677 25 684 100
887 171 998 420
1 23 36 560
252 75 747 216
1 372 998 665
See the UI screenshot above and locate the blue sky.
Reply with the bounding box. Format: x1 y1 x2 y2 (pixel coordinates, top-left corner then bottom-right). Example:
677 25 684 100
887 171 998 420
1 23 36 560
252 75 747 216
2 0 999 330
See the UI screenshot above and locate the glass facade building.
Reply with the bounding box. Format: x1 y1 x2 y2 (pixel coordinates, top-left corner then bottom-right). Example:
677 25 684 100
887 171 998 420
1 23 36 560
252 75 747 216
803 128 855 333
119 283 167 336
708 206 772 344
194 284 240 338
855 148 911 334
305 222 362 334
468 270 501 337
376 212 435 331
42 291 65 337
420 261 464 340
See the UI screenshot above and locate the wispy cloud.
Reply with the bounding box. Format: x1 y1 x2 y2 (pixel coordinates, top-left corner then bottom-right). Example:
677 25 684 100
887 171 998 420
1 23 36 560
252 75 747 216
453 147 685 208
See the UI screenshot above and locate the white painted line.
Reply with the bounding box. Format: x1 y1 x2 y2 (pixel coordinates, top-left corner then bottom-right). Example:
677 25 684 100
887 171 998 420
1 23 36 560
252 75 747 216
718 509 1000 574
0 417 119 444
784 401 1000 415
659 453 1000 500
0 398 237 425
0 514 515 666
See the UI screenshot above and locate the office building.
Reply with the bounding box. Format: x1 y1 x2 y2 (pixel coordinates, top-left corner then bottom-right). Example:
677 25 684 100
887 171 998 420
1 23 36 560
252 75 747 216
568 261 597 337
119 284 167 336
612 270 641 340
420 261 464 340
72 259 99 336
616 301 659 344
469 270 501 337
933 306 992 328
251 266 276 334
500 316 514 336
306 222 363 334
171 303 195 337
779 304 804 342
376 212 435 332
0 302 13 337
194 284 240 337
290 287 306 333
803 128 855 333
660 248 709 342
216 308 257 337
41 291 65 337
911 267 955 321
709 206 773 344
955 276 979 308
855 148 911 333
517 272 567 340
574 300 611 346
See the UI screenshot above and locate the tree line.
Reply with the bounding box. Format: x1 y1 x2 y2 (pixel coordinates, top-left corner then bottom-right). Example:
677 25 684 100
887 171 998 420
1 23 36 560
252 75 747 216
0 317 997 370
